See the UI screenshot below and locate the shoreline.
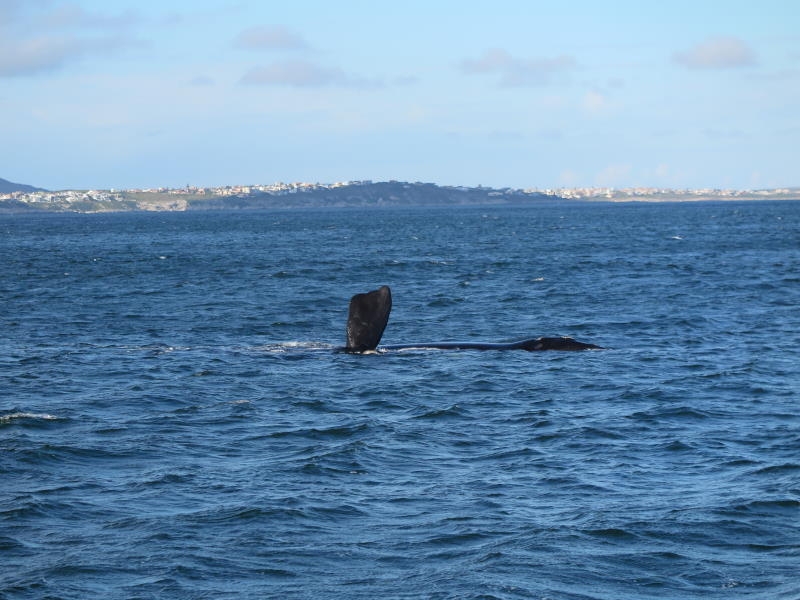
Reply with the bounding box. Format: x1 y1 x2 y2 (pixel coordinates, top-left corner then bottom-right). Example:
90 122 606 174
2 180 798 213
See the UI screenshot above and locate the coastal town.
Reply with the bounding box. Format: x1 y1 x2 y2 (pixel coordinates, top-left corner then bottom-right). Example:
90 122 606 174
1 179 797 213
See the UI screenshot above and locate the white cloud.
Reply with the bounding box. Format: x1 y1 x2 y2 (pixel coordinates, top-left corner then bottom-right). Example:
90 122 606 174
558 169 580 186
41 4 143 29
0 2 144 77
582 90 611 115
0 0 32 23
188 75 215 86
673 36 757 69
0 36 78 76
595 163 632 187
0 34 138 77
240 59 380 89
461 48 576 86
461 48 514 73
234 25 308 51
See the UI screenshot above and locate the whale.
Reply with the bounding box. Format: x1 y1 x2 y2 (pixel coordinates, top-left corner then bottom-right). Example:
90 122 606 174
344 286 602 353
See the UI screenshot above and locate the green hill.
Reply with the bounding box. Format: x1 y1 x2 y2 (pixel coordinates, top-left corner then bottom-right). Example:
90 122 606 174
0 177 45 193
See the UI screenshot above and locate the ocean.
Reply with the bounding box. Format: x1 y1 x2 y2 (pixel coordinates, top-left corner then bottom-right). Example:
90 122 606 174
2 201 799 599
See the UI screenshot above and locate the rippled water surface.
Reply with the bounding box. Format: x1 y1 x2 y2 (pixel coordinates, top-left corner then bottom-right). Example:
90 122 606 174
2 202 799 599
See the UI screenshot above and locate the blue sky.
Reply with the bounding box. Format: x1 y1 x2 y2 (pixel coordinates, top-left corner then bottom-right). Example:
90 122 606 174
1 0 798 190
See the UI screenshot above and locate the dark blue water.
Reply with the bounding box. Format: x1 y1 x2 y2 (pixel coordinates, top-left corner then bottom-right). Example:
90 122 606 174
2 202 799 599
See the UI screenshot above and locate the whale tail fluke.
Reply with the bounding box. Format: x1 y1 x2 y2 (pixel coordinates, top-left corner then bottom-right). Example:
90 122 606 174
345 285 392 352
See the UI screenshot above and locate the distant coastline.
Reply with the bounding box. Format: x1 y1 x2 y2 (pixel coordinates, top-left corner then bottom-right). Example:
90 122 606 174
1 179 798 213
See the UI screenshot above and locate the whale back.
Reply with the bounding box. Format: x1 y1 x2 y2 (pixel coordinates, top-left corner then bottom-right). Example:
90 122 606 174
345 285 392 352
514 337 602 351
383 337 602 351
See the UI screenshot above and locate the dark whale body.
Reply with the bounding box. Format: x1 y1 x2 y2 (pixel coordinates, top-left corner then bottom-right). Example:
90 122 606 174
383 338 600 351
344 286 601 353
